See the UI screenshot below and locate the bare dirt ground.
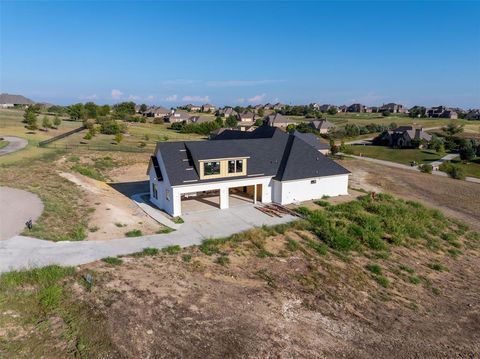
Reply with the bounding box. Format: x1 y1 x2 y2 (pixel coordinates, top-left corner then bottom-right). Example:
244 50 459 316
341 159 480 230
72 230 479 359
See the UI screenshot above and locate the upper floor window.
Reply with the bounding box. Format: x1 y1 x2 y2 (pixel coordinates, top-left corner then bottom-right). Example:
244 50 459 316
228 159 244 174
204 161 220 176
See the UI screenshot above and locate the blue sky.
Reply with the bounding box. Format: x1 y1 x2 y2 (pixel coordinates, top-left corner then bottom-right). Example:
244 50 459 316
1 1 479 108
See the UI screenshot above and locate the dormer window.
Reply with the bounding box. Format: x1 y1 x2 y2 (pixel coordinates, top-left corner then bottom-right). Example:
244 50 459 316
200 158 248 179
228 159 244 174
204 161 220 176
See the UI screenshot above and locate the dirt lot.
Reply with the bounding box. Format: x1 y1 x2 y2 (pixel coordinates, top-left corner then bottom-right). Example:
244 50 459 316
69 229 479 358
342 158 480 230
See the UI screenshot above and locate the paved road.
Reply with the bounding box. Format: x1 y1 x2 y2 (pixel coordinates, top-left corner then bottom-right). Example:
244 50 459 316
430 153 459 167
0 136 28 156
345 154 480 184
0 203 295 273
0 187 44 240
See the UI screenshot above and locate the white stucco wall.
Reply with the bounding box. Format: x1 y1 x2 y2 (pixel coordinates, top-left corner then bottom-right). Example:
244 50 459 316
278 174 349 205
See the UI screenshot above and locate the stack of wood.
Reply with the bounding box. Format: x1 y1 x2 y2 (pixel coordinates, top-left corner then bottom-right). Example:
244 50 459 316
255 204 300 218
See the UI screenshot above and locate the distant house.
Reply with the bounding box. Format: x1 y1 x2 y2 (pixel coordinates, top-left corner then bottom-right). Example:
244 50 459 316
217 107 236 118
291 130 330 155
237 111 255 123
189 115 212 124
380 103 406 114
465 110 480 120
347 103 365 113
144 106 171 118
338 105 348 113
273 102 285 111
310 103 320 110
0 93 34 108
265 113 295 128
164 110 191 123
376 126 432 148
263 103 273 110
185 104 202 112
308 119 335 134
201 104 216 112
426 106 458 119
319 104 338 113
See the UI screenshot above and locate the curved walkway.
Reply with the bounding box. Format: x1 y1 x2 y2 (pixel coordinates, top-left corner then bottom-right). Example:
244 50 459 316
0 187 44 240
0 136 28 156
0 204 295 273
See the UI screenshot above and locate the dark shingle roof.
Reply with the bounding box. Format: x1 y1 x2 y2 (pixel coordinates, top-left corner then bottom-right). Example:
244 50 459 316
291 130 330 151
156 127 349 186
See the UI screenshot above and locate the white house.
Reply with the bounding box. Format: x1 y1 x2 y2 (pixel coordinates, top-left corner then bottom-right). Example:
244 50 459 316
148 126 349 217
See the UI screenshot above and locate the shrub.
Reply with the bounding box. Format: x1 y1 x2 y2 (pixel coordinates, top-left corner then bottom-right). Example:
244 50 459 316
125 229 142 237
375 275 390 288
215 255 230 266
83 132 92 140
439 162 465 180
71 164 105 181
366 263 382 275
409 275 421 285
102 257 123 265
419 164 433 174
132 247 159 257
182 254 192 262
286 238 299 251
162 245 181 254
399 264 415 273
156 227 174 234
314 200 330 207
428 262 446 271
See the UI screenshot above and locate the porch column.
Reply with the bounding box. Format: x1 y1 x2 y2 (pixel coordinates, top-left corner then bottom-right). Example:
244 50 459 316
220 187 229 209
254 184 257 205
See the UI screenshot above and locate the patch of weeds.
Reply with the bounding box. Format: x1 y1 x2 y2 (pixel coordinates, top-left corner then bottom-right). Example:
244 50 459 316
70 225 87 241
173 217 184 224
182 254 192 262
199 238 228 255
399 264 415 274
441 232 458 243
257 249 275 258
215 255 230 266
447 248 462 258
409 275 421 285
71 164 106 181
431 287 441 296
428 262 446 271
131 247 159 257
375 275 390 288
466 231 480 242
255 269 277 288
156 227 174 234
102 257 123 265
314 200 330 207
286 238 299 251
371 251 390 260
89 226 99 233
67 155 80 162
125 229 142 237
115 222 126 227
366 263 382 275
307 240 328 255
161 245 181 255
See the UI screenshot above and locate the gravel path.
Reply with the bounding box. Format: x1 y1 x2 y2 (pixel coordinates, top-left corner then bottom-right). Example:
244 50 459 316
0 187 44 240
0 136 28 156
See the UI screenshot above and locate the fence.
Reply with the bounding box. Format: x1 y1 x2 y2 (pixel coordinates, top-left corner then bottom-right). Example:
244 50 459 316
38 125 86 147
40 142 152 153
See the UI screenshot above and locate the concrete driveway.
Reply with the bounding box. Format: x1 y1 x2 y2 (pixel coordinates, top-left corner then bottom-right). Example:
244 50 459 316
0 203 295 273
0 187 44 240
0 136 28 156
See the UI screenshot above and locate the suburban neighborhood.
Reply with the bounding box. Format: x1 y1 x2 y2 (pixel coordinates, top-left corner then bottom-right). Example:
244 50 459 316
1 1 479 358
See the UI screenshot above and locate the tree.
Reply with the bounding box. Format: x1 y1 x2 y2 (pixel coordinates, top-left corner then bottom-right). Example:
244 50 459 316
225 115 238 128
68 103 86 120
42 115 52 130
286 124 296 132
115 133 123 143
24 108 38 130
214 117 224 127
419 164 433 174
459 140 476 161
428 135 445 153
84 102 98 119
139 103 148 113
257 108 265 117
254 118 264 126
97 105 110 117
443 122 464 137
439 162 465 180
382 110 391 117
53 114 61 128
409 106 426 118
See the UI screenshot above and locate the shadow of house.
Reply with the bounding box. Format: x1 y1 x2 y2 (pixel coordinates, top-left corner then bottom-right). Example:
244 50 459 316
108 180 150 198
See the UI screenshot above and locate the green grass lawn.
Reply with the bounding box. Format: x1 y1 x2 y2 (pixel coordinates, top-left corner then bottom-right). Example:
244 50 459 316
349 145 443 165
0 139 8 149
450 158 480 178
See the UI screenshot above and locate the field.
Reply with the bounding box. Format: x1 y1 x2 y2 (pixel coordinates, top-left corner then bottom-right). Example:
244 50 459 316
1 193 479 357
349 145 443 165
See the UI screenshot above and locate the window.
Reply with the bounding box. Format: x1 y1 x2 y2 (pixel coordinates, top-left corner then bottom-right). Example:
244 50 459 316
204 161 220 176
236 160 243 173
227 159 244 174
228 160 236 174
152 183 158 199
310 179 317 184
165 189 171 201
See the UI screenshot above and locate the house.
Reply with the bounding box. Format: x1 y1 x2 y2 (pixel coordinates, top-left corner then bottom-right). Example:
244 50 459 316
265 113 295 128
263 103 273 110
338 105 348 113
201 103 216 112
310 103 320 111
273 102 285 111
319 104 337 113
308 119 335 134
185 104 202 112
144 106 171 118
164 110 191 123
291 130 330 155
376 125 432 148
426 106 458 119
465 110 480 120
237 111 255 123
379 103 406 113
347 103 365 113
217 107 236 118
147 126 349 216
0 93 34 108
189 115 212 124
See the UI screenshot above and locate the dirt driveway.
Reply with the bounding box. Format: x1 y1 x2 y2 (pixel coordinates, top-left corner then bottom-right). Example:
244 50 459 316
341 159 480 230
0 187 43 240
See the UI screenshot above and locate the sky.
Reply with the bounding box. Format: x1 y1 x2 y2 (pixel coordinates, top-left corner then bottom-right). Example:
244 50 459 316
1 1 479 108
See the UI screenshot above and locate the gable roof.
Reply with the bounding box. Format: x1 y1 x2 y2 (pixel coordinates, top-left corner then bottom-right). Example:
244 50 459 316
291 130 330 151
155 126 349 186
